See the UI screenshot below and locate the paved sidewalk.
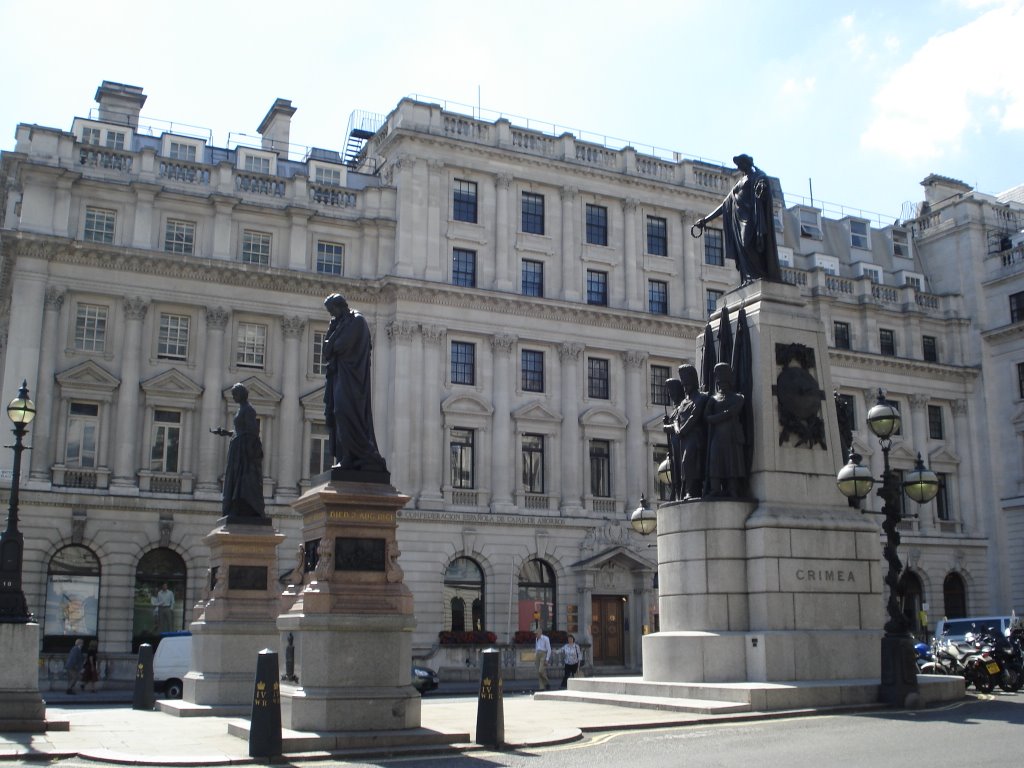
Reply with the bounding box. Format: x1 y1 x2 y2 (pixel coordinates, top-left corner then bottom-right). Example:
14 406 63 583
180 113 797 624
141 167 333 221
0 691 822 765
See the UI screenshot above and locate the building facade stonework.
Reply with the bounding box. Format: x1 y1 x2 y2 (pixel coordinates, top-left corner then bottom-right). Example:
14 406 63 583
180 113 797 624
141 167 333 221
0 81 1018 687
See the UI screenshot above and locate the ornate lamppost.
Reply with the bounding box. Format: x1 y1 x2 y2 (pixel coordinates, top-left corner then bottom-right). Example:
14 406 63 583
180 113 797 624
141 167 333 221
0 381 36 623
836 388 939 706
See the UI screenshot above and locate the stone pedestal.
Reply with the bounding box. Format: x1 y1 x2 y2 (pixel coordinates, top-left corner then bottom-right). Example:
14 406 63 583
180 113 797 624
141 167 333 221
181 520 285 709
644 280 882 685
277 477 420 733
0 622 47 731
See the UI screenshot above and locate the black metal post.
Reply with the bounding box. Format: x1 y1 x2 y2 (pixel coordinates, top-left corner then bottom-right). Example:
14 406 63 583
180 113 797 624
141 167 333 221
875 439 919 706
0 399 31 623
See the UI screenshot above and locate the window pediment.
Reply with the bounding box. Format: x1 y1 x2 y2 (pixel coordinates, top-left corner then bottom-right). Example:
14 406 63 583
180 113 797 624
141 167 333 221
441 392 494 417
579 405 627 429
511 400 562 425
140 369 203 407
56 360 120 400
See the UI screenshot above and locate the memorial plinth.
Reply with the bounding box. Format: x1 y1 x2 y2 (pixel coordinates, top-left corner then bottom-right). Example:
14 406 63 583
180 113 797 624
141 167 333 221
0 622 48 731
277 475 420 732
644 280 882 685
179 519 285 711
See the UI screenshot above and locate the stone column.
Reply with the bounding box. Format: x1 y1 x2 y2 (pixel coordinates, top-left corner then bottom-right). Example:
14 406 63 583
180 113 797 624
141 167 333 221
392 156 417 277
494 173 513 291
278 316 306 497
952 399 976 532
908 394 930 455
419 324 445 509
30 287 64 480
622 350 647 506
211 196 236 260
559 342 584 514
386 320 419 493
131 185 158 249
197 307 230 494
424 159 444 280
111 296 148 488
490 333 516 512
287 208 311 270
560 187 579 302
622 199 638 310
679 211 700 318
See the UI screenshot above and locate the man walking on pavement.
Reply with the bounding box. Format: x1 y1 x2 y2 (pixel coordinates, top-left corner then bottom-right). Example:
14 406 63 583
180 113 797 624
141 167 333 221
64 638 84 694
534 627 551 691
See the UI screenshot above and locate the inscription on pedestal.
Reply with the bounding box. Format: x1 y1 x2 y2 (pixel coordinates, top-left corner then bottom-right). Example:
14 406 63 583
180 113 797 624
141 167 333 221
228 564 269 590
336 537 386 572
328 509 396 524
779 560 868 592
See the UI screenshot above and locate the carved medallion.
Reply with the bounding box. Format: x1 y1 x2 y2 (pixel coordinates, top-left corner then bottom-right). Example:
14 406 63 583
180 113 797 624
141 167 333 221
774 343 826 449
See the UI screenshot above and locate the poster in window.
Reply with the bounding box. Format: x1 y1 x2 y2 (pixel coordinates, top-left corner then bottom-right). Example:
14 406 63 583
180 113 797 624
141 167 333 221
45 574 100 636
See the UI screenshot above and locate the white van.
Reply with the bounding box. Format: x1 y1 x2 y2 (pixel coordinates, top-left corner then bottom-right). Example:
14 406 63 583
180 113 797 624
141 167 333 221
935 616 1014 644
152 631 191 699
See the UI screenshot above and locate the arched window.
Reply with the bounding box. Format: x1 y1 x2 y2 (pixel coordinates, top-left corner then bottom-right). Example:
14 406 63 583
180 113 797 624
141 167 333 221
518 558 556 632
898 571 924 636
443 557 484 632
943 573 967 619
43 545 100 652
133 548 187 651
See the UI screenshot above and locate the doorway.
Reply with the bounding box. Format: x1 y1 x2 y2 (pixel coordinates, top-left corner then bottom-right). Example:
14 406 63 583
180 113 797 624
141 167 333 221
591 595 625 665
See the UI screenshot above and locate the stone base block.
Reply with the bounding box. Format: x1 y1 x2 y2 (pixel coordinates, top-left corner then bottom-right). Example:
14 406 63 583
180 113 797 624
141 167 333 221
184 619 278 707
0 623 46 729
643 629 880 683
277 610 420 732
280 685 421 732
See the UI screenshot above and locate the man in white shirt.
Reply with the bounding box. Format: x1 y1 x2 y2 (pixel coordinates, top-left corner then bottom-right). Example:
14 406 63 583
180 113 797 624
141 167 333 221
155 583 175 633
533 627 552 691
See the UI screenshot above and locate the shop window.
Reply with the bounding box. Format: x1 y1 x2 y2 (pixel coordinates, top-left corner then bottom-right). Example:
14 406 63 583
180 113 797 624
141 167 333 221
132 548 187 651
43 545 100 652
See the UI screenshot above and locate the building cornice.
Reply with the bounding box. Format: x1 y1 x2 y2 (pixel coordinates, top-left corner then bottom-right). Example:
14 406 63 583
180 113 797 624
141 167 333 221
829 348 979 383
980 321 1024 343
1 231 705 338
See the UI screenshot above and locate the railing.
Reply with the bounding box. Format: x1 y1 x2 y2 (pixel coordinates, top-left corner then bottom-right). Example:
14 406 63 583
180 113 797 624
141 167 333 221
592 498 616 514
1001 245 1024 269
309 183 357 208
575 144 617 169
444 115 491 142
450 490 477 507
159 160 210 186
692 167 732 192
510 129 555 155
871 284 900 304
824 275 855 296
148 475 182 494
523 494 548 510
79 147 133 173
915 293 940 311
235 172 285 197
781 267 807 286
636 156 675 182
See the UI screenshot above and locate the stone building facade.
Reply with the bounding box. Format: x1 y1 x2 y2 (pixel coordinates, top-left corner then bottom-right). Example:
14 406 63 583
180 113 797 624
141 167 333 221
0 81 1016 686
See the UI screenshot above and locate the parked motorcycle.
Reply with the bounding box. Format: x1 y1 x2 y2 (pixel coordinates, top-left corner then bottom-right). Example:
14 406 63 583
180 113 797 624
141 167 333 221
934 634 1001 693
972 629 1023 693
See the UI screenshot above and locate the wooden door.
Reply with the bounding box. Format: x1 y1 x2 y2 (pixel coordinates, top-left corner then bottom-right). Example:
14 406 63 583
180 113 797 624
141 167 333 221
590 595 625 664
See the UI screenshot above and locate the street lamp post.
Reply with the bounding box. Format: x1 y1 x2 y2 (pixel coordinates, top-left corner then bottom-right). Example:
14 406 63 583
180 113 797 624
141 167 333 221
0 380 36 623
836 388 939 707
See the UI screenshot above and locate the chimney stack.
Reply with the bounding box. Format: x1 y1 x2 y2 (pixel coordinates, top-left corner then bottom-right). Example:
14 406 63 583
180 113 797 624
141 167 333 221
94 81 147 129
258 98 296 157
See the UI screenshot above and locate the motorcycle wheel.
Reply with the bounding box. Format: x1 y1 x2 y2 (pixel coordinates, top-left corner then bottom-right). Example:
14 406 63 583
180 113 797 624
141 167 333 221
999 666 1023 693
973 672 995 694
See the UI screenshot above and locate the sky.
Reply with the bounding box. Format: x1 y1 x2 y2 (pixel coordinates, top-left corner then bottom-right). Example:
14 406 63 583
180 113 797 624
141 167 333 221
1 0 1022 224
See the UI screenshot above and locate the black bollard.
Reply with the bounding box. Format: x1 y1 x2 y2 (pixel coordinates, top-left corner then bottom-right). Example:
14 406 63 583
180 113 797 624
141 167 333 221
249 649 283 759
475 648 504 748
132 643 155 710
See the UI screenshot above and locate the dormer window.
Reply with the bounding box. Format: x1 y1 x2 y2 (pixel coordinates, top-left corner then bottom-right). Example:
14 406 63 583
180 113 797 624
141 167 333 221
892 229 910 258
849 219 870 250
799 208 822 240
